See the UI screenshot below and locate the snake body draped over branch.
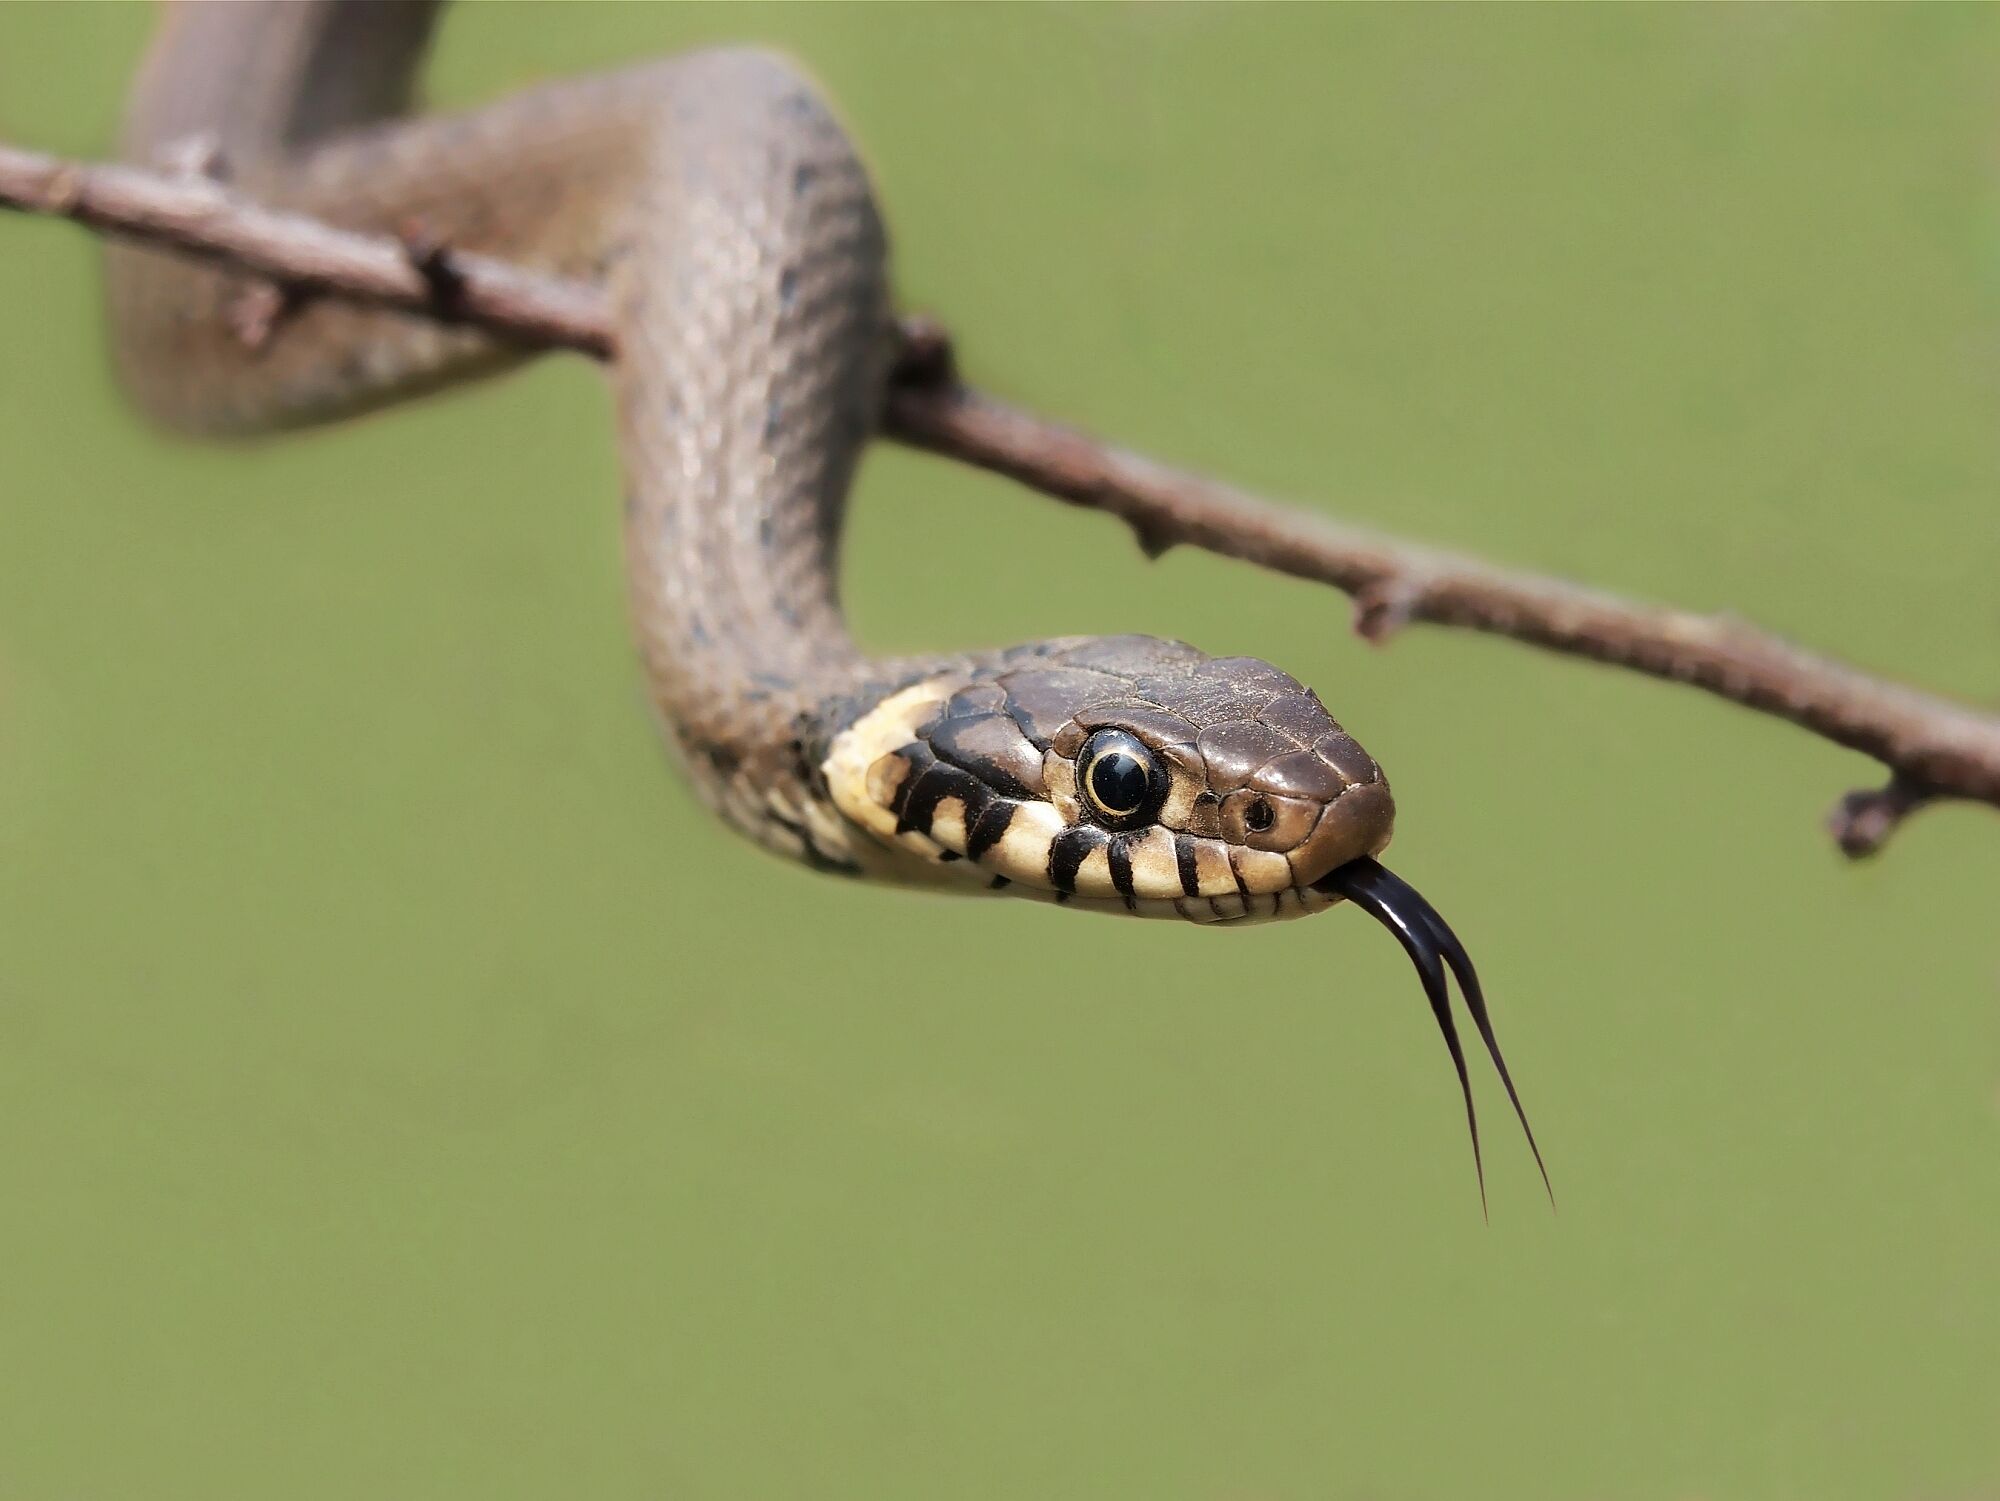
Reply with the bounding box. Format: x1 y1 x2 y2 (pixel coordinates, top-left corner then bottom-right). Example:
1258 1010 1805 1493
106 0 1547 1203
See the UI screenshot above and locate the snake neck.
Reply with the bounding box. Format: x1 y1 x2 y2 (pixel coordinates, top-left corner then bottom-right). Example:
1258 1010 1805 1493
604 52 901 861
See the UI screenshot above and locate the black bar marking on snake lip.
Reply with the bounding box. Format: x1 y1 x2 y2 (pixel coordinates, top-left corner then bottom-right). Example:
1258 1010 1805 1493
1230 854 1252 900
1107 836 1138 910
966 799 1017 863
1318 856 1549 1214
886 742 935 826
1173 832 1202 898
988 874 1011 890
892 763 953 836
1048 825 1110 893
895 758 983 839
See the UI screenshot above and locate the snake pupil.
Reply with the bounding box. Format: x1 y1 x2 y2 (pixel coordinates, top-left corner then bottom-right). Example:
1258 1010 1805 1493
1245 798 1275 833
1091 752 1148 814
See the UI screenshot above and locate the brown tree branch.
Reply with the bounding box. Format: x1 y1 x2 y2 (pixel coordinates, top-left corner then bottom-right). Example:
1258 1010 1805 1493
4 139 1996 854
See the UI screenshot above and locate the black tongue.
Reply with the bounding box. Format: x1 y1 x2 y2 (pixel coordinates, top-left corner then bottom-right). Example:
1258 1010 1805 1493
1317 857 1552 1213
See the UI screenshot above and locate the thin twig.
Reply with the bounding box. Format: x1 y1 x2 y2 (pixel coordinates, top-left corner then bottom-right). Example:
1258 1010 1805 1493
4 139 1996 855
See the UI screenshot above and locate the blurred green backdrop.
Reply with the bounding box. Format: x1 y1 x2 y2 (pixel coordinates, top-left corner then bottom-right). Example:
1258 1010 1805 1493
3 5 1998 1498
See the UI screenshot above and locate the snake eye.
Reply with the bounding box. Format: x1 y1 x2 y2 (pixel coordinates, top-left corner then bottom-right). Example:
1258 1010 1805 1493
1078 729 1164 829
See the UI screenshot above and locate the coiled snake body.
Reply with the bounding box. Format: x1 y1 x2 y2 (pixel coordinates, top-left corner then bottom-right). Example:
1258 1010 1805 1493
108 0 1546 1199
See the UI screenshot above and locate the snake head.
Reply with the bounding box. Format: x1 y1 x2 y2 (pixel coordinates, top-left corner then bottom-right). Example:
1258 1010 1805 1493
824 634 1392 922
822 632 1547 1205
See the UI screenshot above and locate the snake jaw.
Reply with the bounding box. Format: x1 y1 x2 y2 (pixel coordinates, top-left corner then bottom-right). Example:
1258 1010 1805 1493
1317 857 1552 1212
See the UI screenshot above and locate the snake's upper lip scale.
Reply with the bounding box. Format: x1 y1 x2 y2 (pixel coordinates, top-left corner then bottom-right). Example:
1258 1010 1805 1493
1315 856 1553 1215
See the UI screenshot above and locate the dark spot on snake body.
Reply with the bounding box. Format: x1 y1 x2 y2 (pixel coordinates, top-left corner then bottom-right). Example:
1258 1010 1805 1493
937 850 962 863
893 765 946 835
989 874 1011 890
786 734 811 775
950 776 996 838
887 742 935 822
778 265 799 309
1173 832 1202 897
1048 824 1109 894
965 799 1017 862
752 671 794 692
708 745 740 776
894 759 979 837
792 163 817 197
687 618 710 646
763 398 783 443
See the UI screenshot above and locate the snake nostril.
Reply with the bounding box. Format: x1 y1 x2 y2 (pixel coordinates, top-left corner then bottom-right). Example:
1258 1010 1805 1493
1244 797 1275 834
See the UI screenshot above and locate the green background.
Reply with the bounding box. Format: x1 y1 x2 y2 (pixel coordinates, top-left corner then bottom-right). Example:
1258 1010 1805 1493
3 4 1997 1497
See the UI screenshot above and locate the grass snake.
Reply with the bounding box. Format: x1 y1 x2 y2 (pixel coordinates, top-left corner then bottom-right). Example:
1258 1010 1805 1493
105 0 1548 1205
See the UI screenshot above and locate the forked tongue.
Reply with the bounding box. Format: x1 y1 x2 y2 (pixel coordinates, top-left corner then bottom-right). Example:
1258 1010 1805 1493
1316 856 1553 1215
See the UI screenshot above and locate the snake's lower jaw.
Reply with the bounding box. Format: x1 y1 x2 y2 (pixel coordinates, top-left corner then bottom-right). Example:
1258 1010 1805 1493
1316 857 1553 1213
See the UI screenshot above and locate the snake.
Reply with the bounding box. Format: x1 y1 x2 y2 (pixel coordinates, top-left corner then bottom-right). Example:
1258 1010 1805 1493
104 0 1547 1203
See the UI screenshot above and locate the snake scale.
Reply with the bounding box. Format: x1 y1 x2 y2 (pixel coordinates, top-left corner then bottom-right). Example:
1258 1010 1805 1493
105 0 1547 1202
